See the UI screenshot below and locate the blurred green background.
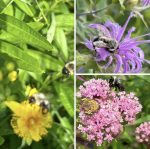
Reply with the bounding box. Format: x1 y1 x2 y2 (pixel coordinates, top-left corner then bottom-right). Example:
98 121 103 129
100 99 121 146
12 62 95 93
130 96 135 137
0 0 74 149
76 75 150 149
76 0 150 73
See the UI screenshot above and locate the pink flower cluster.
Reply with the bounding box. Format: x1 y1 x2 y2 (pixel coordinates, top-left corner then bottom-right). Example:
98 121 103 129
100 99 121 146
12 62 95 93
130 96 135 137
135 122 150 144
118 92 142 123
77 79 142 146
76 78 110 99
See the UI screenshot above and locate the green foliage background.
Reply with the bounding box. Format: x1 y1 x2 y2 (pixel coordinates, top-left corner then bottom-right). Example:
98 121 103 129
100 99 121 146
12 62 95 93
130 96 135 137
76 75 150 149
76 0 150 73
0 0 74 149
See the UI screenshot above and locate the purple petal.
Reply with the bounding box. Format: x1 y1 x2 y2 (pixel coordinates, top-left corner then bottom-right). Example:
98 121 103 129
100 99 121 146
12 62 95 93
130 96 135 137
132 33 150 40
122 59 130 73
133 47 144 60
85 39 95 51
124 27 136 39
95 48 110 61
103 56 113 69
117 12 134 42
133 59 142 73
114 54 123 73
88 24 111 37
104 21 122 39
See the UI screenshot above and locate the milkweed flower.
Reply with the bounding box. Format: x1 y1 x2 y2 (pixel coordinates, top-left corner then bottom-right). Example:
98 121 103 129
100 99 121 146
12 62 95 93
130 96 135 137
77 79 142 145
76 78 110 99
5 100 52 145
135 121 150 144
85 13 150 73
118 92 142 123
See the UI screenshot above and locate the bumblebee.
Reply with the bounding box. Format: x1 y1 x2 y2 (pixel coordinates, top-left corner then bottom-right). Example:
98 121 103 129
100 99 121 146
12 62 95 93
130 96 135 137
28 93 50 114
92 26 119 53
80 98 100 115
109 76 124 91
62 61 74 76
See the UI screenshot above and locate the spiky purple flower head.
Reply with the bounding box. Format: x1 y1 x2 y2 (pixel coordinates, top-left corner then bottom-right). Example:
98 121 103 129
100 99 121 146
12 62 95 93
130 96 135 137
85 13 150 73
77 78 142 146
135 121 150 144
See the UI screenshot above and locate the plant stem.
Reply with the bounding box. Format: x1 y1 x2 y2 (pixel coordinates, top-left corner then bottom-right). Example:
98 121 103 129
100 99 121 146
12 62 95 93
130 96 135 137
76 4 115 17
35 0 49 25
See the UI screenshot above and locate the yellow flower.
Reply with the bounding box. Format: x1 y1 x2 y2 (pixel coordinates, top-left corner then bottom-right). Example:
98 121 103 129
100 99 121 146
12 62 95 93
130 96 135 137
6 62 15 71
8 71 17 82
5 100 52 145
25 86 38 97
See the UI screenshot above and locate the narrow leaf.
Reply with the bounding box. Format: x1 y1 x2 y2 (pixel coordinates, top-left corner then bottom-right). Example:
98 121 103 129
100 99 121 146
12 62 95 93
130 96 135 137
54 82 74 117
56 14 74 28
27 22 44 31
54 27 68 60
14 0 35 17
28 50 64 72
0 41 43 73
47 13 56 43
0 14 55 52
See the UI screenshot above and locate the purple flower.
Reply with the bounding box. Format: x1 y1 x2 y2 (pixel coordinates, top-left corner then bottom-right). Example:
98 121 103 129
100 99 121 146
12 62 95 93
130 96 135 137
141 0 150 6
85 13 150 73
135 121 150 144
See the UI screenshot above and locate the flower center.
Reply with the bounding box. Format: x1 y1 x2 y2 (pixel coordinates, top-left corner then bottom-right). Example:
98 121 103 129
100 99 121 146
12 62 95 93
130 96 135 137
27 117 37 127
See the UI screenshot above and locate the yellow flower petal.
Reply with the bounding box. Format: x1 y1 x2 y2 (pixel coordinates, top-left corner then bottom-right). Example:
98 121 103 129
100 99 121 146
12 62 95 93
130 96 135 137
5 101 24 116
29 88 38 97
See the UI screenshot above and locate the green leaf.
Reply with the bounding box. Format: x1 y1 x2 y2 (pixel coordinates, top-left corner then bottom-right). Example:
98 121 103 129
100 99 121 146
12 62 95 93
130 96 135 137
27 22 44 31
54 27 68 60
0 136 5 146
135 115 150 125
28 50 64 72
1 1 14 16
0 41 43 73
54 82 74 117
137 76 150 83
0 0 6 13
47 13 56 43
112 140 118 149
56 14 74 28
0 14 55 52
14 0 35 17
59 117 72 130
14 5 25 20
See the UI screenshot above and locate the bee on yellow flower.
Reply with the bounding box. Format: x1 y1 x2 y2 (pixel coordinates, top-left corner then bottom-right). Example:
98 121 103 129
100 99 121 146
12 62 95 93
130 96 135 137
5 99 52 145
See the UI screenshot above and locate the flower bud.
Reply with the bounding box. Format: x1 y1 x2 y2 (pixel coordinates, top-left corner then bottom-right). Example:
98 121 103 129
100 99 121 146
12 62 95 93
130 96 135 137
8 71 17 82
